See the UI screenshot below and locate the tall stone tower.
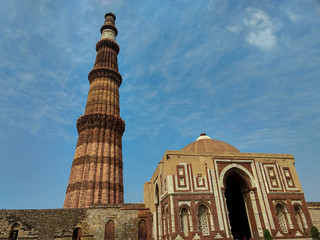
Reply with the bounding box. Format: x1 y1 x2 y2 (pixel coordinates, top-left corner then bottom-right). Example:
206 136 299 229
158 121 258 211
64 13 125 208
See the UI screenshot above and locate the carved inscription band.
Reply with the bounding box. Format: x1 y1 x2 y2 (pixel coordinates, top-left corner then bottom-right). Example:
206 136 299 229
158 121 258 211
72 156 123 169
88 67 122 85
67 181 124 193
77 134 122 146
77 113 125 134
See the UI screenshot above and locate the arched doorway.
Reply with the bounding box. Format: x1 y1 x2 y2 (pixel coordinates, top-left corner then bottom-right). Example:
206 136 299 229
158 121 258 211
224 170 251 240
138 219 147 240
104 220 115 240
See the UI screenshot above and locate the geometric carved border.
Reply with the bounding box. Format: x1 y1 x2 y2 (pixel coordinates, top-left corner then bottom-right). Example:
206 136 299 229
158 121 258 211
263 164 282 191
281 167 298 191
174 163 190 192
193 173 209 192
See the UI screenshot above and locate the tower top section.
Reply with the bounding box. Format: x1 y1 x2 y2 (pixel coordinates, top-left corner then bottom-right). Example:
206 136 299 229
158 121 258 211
100 12 118 41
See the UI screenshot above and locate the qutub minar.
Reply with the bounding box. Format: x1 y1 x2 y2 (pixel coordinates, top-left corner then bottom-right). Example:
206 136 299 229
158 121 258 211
0 12 319 240
64 12 125 208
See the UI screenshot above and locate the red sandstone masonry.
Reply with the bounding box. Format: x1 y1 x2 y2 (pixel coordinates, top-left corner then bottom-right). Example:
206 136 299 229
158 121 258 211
64 13 124 208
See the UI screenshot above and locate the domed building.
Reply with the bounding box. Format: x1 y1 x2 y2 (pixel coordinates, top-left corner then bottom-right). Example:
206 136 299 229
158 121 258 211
144 133 313 239
182 133 240 153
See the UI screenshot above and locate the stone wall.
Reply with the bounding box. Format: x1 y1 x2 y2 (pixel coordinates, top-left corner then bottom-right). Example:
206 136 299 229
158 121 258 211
0 204 148 240
308 202 320 230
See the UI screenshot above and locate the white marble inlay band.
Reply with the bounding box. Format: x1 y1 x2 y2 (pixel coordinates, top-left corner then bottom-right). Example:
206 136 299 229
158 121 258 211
101 29 116 41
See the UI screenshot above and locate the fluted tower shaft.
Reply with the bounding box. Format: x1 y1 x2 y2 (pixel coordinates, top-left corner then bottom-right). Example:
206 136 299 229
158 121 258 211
64 13 125 208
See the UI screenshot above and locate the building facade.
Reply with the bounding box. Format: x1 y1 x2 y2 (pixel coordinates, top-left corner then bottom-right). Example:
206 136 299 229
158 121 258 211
0 13 319 240
0 204 150 240
144 133 314 239
307 202 320 231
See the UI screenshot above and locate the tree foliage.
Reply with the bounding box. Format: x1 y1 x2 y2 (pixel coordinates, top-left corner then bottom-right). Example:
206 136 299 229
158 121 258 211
263 229 273 240
311 225 320 240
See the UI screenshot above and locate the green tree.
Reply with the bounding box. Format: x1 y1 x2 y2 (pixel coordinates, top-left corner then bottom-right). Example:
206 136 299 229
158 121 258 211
311 225 320 240
263 229 273 240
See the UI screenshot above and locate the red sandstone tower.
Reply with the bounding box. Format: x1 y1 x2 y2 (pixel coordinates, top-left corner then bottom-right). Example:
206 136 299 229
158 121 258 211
64 13 125 208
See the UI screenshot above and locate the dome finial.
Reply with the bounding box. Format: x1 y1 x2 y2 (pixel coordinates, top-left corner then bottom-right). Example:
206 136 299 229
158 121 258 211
196 133 212 141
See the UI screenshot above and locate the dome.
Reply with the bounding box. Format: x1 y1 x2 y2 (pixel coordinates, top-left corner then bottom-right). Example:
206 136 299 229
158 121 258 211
181 133 240 153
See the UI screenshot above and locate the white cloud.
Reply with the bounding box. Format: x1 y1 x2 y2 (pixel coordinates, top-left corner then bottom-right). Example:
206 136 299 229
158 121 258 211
227 25 241 33
94 0 123 7
286 10 301 22
243 8 280 50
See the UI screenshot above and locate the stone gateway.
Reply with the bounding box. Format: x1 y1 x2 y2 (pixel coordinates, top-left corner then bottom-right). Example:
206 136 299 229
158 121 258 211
144 133 315 239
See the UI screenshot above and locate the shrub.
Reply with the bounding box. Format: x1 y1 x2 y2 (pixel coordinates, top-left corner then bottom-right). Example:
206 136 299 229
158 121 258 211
311 225 320 240
263 229 273 240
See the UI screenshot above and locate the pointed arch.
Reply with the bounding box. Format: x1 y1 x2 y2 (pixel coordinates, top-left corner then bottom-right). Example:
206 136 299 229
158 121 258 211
138 219 147 240
275 203 288 233
104 220 115 240
221 166 253 191
198 204 210 236
224 170 252 239
9 223 20 240
155 183 159 205
180 207 190 236
293 204 306 233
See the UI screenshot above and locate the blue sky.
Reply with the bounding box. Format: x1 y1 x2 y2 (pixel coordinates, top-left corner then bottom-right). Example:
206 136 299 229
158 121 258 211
0 0 319 209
